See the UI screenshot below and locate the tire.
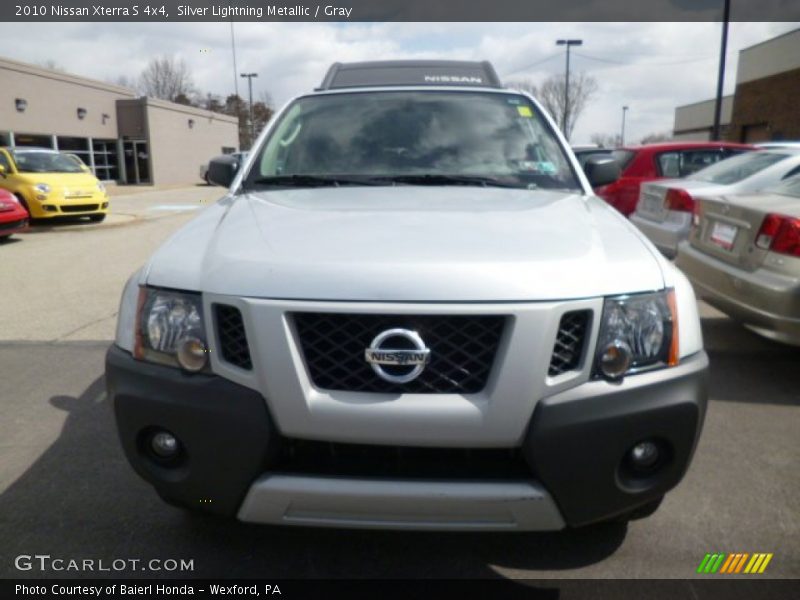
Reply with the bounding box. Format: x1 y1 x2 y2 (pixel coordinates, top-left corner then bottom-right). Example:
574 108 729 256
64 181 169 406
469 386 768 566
88 214 106 223
0 234 10 241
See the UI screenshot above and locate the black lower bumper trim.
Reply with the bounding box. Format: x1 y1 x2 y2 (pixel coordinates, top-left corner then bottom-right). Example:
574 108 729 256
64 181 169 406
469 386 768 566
106 345 279 517
523 352 709 527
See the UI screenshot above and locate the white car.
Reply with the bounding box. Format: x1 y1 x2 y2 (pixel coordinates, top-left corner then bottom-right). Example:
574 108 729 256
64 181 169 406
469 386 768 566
631 148 800 258
106 60 708 531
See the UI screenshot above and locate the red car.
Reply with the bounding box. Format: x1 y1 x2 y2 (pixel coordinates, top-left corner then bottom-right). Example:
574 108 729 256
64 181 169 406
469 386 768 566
0 188 29 240
595 141 755 217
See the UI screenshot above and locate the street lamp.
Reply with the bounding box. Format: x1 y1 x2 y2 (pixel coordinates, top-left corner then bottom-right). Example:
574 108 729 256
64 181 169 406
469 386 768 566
621 106 629 146
240 72 258 149
712 0 731 141
556 38 583 141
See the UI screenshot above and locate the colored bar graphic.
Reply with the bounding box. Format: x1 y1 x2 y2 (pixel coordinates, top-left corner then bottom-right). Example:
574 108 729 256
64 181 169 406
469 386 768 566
699 552 773 575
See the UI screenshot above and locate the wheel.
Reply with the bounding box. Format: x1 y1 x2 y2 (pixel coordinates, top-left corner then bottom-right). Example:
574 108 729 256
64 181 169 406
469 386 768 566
88 214 106 223
0 234 10 241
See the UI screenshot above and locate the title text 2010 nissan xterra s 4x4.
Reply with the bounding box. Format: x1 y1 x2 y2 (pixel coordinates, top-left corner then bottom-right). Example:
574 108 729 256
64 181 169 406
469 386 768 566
106 61 708 530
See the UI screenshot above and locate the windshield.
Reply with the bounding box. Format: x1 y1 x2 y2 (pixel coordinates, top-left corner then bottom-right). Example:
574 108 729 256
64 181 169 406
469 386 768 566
11 151 85 174
244 91 581 191
687 151 786 185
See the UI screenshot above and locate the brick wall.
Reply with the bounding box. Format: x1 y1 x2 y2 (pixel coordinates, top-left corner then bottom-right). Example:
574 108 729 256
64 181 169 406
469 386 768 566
727 67 800 142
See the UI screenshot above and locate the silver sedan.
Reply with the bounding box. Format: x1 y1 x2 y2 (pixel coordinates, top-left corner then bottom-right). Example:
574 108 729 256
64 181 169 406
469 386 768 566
676 175 800 345
632 149 800 258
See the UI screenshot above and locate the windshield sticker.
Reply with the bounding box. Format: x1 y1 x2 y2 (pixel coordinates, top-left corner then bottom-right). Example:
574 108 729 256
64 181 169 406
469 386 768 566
517 106 533 118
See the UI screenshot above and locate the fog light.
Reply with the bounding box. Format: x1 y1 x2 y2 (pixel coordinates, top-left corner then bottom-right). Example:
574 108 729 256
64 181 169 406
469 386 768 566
599 340 633 380
629 441 660 469
177 337 208 372
150 431 180 458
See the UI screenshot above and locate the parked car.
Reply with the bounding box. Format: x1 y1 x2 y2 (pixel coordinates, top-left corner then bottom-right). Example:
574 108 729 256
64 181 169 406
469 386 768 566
595 142 755 217
0 147 109 222
676 175 800 345
571 144 614 170
106 60 708 531
0 188 29 240
632 148 800 258
201 152 248 184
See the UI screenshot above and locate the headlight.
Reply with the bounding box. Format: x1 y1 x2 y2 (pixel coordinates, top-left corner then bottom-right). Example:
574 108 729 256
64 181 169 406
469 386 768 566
97 181 106 193
34 183 51 194
134 288 209 372
594 290 678 381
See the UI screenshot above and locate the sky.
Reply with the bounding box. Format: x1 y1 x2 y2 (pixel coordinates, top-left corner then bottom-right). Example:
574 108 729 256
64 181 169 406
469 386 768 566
0 21 797 143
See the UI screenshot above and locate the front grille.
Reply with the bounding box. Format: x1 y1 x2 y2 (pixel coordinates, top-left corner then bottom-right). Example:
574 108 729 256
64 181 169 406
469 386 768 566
294 313 506 394
215 304 252 370
60 204 98 213
548 310 591 376
273 438 531 480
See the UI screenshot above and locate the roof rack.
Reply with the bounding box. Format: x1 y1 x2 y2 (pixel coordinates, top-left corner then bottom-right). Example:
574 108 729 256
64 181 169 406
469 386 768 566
316 60 503 91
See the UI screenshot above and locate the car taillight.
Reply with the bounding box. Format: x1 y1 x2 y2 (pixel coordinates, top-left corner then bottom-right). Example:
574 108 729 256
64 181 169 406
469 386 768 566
756 213 800 257
664 188 695 212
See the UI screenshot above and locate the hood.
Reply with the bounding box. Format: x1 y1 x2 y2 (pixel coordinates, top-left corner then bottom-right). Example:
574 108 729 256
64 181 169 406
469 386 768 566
145 186 665 301
16 171 101 191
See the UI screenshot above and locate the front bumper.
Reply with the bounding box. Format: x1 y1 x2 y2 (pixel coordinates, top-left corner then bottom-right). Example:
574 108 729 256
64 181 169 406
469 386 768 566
630 213 690 259
28 195 109 218
677 241 800 345
0 216 29 236
107 344 708 530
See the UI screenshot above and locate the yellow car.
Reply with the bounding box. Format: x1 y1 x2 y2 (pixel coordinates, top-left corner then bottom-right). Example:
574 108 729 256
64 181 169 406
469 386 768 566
0 147 109 221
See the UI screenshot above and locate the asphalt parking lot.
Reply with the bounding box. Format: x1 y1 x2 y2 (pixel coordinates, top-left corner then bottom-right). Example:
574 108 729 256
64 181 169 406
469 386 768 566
0 186 798 581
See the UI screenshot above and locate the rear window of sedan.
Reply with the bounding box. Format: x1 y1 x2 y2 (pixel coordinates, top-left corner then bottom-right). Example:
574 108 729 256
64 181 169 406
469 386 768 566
687 151 787 185
656 148 746 178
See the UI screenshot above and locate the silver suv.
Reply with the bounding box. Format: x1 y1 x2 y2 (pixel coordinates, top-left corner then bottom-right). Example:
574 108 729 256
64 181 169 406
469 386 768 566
106 61 708 530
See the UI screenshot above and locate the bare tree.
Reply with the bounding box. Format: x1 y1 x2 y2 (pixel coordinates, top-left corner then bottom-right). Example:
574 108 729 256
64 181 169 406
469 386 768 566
639 131 672 144
536 72 598 140
139 56 195 102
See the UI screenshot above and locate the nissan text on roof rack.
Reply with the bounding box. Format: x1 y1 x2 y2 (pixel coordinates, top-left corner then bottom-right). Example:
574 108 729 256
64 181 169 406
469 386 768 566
106 60 709 530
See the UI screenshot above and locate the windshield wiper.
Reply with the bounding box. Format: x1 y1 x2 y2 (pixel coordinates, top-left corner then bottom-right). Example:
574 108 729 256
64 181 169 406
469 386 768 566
372 174 520 188
251 174 384 188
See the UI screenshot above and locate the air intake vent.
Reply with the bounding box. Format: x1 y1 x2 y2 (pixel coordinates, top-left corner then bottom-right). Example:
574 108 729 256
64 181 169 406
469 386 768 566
215 304 252 370
548 310 590 377
294 313 506 394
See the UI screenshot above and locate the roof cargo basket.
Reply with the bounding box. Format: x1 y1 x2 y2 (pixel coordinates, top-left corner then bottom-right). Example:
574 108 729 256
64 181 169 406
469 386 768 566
317 60 503 91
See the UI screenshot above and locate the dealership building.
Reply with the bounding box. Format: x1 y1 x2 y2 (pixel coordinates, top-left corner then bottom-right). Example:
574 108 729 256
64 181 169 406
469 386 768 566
673 28 800 142
0 56 239 184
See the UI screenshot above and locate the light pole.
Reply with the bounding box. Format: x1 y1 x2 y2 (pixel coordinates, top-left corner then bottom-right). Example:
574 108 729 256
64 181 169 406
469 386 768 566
621 105 629 146
240 72 258 148
230 23 239 100
712 0 731 141
556 38 583 141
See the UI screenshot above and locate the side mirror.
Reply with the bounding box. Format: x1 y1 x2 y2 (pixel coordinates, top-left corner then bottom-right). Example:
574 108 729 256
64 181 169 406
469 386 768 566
207 157 238 188
584 156 621 188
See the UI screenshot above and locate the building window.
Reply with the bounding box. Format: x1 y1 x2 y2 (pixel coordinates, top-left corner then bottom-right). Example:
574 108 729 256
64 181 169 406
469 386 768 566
92 139 120 182
13 133 53 148
57 136 91 166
